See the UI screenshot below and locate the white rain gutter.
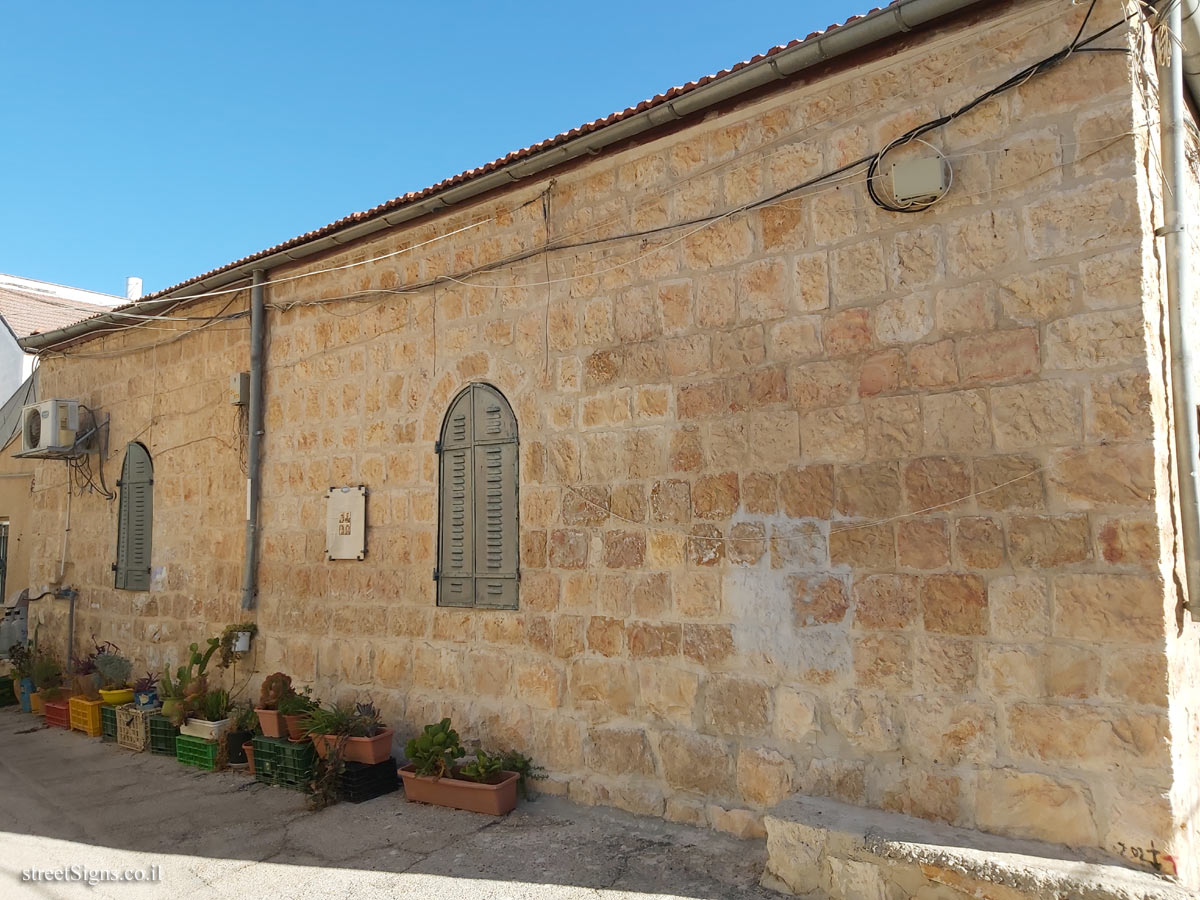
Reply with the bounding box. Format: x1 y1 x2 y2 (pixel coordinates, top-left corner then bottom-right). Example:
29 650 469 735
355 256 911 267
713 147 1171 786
19 0 990 353
1160 0 1200 618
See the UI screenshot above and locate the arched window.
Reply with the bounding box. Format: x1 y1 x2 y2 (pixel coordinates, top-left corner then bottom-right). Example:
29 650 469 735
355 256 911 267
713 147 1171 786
114 442 153 591
437 383 518 609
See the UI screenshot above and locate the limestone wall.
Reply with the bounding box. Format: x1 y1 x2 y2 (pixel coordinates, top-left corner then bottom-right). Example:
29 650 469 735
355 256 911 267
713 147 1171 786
20 0 1195 883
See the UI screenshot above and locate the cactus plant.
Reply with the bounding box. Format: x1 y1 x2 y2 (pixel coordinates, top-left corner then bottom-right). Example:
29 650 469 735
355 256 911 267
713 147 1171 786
258 672 293 710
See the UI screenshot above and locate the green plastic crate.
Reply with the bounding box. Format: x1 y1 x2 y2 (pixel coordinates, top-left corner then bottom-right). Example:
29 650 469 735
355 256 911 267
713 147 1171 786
176 734 219 771
252 736 314 789
148 714 180 756
0 675 16 707
252 735 283 784
101 705 117 742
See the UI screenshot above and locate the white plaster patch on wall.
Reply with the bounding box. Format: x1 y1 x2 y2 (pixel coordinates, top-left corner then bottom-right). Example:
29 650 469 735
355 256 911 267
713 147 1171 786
726 508 850 679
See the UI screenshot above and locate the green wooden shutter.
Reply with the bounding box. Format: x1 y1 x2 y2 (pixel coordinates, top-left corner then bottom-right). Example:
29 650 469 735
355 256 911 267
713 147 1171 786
437 384 518 609
115 443 153 592
438 392 475 607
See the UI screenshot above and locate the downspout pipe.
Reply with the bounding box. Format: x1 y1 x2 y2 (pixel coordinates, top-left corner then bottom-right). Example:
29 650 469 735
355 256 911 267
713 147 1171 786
1158 0 1200 619
241 269 267 610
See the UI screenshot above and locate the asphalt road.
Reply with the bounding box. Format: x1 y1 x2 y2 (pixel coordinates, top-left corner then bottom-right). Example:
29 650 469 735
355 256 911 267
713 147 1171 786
0 707 779 899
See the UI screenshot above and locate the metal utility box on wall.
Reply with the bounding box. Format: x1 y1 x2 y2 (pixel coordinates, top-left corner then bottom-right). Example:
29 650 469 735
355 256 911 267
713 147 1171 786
325 485 367 560
229 372 250 406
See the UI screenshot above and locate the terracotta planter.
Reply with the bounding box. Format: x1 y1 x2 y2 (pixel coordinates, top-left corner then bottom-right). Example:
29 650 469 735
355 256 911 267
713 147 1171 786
399 765 519 816
243 742 256 775
282 714 309 742
312 728 394 765
255 708 285 738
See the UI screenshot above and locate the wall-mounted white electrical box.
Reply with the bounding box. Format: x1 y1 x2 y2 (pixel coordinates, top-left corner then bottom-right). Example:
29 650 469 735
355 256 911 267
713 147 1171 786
229 372 250 406
891 156 950 204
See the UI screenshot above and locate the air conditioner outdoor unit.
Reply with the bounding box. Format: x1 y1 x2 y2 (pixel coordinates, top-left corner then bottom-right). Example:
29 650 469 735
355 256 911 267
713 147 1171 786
21 400 79 453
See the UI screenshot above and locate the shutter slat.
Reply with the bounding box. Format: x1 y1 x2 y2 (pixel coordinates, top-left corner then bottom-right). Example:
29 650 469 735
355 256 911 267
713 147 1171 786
437 445 474 607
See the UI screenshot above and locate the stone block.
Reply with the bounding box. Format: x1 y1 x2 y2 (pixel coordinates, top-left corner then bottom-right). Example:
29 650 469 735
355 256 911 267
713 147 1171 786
774 687 819 743
658 730 735 795
1009 514 1092 567
737 746 795 808
585 726 657 776
1006 703 1168 769
692 473 739 520
853 573 919 629
791 575 850 627
829 522 895 569
953 516 1005 569
853 632 912 691
976 769 1098 847
1053 573 1163 643
902 696 995 765
780 464 834 517
1049 444 1154 509
897 518 950 570
829 692 899 753
922 573 987 635
638 663 700 725
991 380 1081 449
923 389 991 452
958 328 1039 383
703 674 772 736
974 454 1045 511
682 623 735 665
836 462 902 518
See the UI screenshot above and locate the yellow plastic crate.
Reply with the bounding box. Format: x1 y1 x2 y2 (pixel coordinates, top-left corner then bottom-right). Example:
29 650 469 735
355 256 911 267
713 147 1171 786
69 696 104 737
115 704 152 752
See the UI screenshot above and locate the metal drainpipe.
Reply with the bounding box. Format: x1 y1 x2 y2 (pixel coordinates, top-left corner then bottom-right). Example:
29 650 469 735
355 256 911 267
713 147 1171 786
240 269 267 610
1158 0 1200 619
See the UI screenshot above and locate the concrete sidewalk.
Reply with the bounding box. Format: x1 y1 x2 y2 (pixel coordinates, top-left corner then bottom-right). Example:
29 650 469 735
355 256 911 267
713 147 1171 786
0 708 779 899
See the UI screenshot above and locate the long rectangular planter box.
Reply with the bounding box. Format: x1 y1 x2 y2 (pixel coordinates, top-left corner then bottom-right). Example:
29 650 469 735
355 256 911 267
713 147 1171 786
399 765 519 816
311 728 394 765
179 717 230 742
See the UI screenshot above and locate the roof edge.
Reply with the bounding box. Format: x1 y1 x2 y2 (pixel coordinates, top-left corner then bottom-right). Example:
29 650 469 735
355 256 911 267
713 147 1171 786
22 0 992 353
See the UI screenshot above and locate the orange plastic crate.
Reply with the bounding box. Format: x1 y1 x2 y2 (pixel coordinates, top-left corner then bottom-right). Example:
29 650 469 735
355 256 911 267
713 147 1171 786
44 700 71 729
69 696 104 737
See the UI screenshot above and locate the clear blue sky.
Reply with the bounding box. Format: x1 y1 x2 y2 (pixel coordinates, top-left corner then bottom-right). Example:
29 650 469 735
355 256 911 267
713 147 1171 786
1 2 866 296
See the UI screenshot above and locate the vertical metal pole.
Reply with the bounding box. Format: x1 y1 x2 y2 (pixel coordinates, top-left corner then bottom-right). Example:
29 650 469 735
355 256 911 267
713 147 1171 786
1158 1 1200 618
241 270 267 610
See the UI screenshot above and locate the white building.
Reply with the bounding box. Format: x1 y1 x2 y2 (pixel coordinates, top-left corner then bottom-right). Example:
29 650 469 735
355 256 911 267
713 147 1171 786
0 275 121 399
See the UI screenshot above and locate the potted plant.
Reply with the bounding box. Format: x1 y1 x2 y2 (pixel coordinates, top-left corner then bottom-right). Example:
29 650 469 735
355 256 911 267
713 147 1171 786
217 623 257 669
71 648 101 700
305 700 394 765
8 642 35 712
180 688 231 741
95 646 134 704
278 686 319 742
399 718 522 816
255 672 294 738
160 638 219 726
31 655 65 715
226 702 257 766
133 673 159 710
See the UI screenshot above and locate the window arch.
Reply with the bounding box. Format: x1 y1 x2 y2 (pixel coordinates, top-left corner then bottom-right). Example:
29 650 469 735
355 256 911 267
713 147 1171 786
114 442 153 591
436 383 519 609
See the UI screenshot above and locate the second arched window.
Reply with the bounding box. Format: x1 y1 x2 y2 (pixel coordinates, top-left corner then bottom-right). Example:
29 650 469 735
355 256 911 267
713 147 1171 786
436 383 519 609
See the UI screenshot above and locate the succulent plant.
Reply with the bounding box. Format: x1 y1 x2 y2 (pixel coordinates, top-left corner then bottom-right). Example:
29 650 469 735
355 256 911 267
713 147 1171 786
405 718 464 778
258 672 294 710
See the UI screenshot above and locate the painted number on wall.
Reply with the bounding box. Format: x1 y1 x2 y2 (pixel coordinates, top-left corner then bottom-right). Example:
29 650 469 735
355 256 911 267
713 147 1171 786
1114 843 1177 877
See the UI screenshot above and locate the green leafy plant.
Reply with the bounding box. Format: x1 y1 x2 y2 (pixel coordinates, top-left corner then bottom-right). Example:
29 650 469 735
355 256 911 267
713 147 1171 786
459 749 504 784
302 699 385 738
231 701 258 733
258 672 293 710
496 750 544 799
405 718 464 778
277 686 318 716
8 642 33 680
306 736 347 812
94 650 132 689
199 688 230 721
32 656 62 692
217 623 258 669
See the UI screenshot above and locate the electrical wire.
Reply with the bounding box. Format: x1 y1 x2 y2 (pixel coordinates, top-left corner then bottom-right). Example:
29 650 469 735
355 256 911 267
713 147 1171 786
29 0 1099 347
866 0 1121 212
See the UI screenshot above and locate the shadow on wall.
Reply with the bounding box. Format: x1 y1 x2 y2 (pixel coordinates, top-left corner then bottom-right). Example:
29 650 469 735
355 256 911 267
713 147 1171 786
0 709 778 899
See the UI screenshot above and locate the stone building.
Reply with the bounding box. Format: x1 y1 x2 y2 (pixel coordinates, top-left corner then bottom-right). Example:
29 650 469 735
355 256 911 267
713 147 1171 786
11 0 1200 893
